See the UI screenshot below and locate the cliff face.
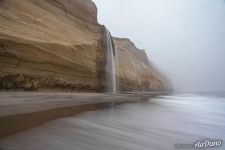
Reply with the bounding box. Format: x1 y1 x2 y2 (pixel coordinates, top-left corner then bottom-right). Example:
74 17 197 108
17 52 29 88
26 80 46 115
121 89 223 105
114 37 166 91
0 0 167 92
0 0 105 91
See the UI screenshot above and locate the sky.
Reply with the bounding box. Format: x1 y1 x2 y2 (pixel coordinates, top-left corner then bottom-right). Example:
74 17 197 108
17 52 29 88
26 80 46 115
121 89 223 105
92 0 225 92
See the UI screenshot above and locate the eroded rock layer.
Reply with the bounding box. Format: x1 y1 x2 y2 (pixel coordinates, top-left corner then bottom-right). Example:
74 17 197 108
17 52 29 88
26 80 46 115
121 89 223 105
0 0 105 91
0 0 167 92
114 37 167 91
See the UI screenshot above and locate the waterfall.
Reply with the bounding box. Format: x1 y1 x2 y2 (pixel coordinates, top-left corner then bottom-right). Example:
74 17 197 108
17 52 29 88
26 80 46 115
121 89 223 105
103 26 116 94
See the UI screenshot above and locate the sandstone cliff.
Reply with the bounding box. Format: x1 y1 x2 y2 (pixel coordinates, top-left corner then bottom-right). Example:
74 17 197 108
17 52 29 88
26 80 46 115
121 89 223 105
113 37 167 91
0 0 167 92
0 0 105 91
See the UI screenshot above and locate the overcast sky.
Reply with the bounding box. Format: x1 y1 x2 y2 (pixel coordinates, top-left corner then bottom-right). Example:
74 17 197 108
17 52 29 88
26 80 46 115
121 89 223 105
93 0 225 92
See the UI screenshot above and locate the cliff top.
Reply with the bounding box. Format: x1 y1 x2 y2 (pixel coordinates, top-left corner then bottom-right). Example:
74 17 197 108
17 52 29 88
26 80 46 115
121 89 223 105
113 37 146 53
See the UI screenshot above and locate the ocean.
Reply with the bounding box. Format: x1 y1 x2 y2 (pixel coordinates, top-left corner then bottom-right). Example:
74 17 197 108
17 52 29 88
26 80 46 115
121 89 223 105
0 93 225 150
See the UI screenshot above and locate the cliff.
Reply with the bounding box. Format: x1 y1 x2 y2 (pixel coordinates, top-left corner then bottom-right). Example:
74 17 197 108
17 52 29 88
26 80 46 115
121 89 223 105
0 0 167 92
0 0 105 91
114 37 167 91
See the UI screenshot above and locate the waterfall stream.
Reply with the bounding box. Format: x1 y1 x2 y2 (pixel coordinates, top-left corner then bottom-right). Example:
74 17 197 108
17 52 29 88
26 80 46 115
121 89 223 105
103 26 116 94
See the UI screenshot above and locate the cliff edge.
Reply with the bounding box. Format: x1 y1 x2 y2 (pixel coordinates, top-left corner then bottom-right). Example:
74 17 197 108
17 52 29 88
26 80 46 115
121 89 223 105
114 37 167 91
0 0 105 91
0 0 168 92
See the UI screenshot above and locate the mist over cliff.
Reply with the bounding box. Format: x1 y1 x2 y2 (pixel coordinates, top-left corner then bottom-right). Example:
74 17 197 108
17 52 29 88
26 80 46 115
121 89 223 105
93 0 225 92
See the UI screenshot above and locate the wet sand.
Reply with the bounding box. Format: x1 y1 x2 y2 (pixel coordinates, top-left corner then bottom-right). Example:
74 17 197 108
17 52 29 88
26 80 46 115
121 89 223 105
0 92 164 137
0 94 225 150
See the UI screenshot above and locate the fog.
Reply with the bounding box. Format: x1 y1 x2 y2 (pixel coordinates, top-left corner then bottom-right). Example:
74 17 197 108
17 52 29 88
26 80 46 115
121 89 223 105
92 0 225 92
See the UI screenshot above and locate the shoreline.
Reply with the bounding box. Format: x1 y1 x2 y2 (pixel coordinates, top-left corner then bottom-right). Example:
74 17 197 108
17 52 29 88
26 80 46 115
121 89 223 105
0 92 167 138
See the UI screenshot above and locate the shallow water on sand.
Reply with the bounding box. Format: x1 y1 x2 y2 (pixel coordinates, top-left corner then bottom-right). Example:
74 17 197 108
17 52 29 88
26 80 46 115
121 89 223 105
0 93 225 150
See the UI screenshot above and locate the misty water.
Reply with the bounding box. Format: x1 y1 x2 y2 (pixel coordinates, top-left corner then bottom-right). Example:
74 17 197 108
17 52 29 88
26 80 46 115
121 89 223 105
104 26 116 94
0 93 225 150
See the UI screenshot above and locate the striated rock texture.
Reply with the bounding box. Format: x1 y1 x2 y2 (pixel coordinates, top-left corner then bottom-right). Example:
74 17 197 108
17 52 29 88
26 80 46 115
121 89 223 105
0 0 106 91
0 0 167 92
114 37 167 91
